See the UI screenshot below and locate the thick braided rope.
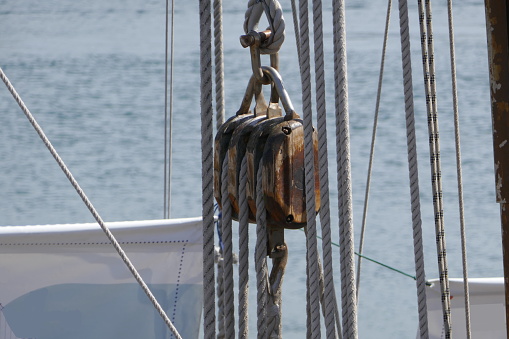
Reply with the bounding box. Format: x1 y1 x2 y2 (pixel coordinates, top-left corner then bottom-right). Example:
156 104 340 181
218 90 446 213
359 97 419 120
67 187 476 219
244 0 285 54
332 0 358 337
216 249 225 338
397 0 429 337
356 0 392 302
311 0 339 336
198 0 216 335
0 67 183 339
213 0 225 127
298 0 321 337
238 156 250 339
446 0 471 336
416 0 452 336
255 165 269 339
221 157 235 337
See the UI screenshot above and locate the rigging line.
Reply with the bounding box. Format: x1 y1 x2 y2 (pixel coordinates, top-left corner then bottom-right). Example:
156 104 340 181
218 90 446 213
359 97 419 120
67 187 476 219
165 0 175 218
332 0 358 336
163 0 175 219
299 228 431 285
356 0 392 304
397 0 429 336
311 0 341 337
0 67 183 339
220 157 235 337
198 0 216 335
446 0 471 336
238 156 250 339
213 0 225 127
297 0 322 337
416 0 452 336
255 165 269 339
164 0 168 218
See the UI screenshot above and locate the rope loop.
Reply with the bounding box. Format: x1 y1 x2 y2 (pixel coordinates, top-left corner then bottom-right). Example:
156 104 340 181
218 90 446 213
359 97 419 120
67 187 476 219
244 0 285 54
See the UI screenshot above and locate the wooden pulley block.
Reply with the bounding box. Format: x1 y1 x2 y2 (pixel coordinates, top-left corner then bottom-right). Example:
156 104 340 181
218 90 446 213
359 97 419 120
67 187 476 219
227 83 283 221
214 75 266 207
246 66 320 230
245 112 285 220
262 116 320 229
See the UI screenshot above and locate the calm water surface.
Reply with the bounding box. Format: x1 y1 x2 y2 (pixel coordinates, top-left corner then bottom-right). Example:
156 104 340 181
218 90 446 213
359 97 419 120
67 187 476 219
0 0 498 337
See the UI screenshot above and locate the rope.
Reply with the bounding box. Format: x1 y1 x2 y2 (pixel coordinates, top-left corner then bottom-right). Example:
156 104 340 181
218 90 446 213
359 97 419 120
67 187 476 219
297 0 321 337
244 0 285 54
255 165 269 339
415 0 452 336
213 0 225 127
216 247 225 338
220 157 235 337
300 228 433 285
446 0 471 336
0 67 183 339
397 0 430 337
267 246 288 338
311 0 340 336
238 156 250 339
290 0 300 57
163 0 175 219
332 0 358 337
198 0 217 335
356 0 392 303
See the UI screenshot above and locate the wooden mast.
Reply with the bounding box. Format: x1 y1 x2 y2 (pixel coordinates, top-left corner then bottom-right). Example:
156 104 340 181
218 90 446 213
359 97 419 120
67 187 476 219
484 0 509 336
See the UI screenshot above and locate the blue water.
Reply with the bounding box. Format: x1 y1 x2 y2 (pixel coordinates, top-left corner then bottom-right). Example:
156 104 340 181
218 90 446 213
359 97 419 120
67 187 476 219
0 0 498 337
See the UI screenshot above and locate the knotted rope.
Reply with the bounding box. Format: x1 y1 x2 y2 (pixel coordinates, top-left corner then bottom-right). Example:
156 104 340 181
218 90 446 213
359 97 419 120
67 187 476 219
198 0 217 335
244 0 285 54
332 0 359 337
0 67 183 339
415 0 452 336
396 0 429 337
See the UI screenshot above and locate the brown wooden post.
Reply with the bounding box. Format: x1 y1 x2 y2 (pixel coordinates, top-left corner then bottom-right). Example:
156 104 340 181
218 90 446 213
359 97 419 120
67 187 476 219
484 0 509 336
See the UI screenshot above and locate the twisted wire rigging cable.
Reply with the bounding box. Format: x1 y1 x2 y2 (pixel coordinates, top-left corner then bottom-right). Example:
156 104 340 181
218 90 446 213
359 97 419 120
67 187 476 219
446 0 471 336
163 0 175 219
0 66 183 339
356 0 392 303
